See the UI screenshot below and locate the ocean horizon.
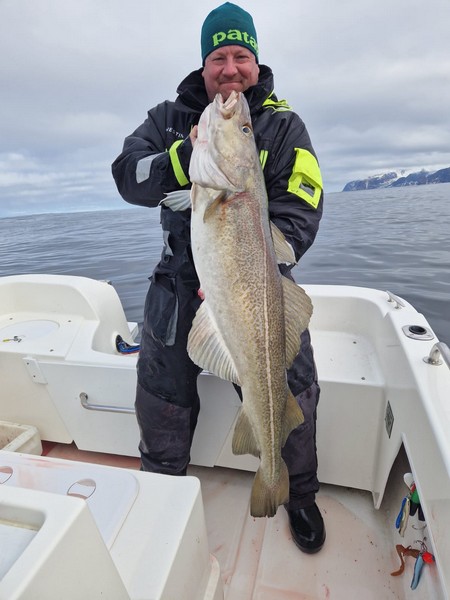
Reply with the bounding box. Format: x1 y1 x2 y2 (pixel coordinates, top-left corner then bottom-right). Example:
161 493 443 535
2 184 450 346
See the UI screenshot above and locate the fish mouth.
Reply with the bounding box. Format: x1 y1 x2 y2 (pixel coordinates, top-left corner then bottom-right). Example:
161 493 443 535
190 91 251 192
215 91 240 119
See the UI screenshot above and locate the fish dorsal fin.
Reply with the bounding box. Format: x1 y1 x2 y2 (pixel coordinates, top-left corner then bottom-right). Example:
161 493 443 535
270 222 297 265
282 277 313 367
232 408 260 457
187 301 241 385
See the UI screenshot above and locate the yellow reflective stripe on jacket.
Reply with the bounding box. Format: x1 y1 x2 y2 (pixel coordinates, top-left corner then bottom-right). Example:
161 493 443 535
262 95 292 112
169 140 189 187
259 149 268 170
287 148 323 209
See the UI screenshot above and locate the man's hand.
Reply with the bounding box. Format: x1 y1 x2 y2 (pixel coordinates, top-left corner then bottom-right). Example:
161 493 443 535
190 125 198 146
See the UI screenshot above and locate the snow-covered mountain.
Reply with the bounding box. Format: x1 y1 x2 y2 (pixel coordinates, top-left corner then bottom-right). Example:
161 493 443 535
342 167 450 192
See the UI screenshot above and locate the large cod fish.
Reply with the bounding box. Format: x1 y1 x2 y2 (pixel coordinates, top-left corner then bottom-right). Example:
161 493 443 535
187 91 313 518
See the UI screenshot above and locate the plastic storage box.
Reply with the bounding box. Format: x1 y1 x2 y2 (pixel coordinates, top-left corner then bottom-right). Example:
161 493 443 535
0 421 42 455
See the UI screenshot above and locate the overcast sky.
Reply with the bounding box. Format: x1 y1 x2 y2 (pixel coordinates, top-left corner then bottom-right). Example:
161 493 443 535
1 0 449 217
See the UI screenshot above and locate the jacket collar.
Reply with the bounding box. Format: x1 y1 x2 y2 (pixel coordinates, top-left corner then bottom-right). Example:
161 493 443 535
175 65 275 116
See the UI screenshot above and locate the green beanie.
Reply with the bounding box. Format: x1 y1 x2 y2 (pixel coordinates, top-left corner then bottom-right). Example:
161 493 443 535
201 2 259 64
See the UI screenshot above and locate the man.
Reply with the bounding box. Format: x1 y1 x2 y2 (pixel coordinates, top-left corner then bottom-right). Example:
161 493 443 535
112 2 325 554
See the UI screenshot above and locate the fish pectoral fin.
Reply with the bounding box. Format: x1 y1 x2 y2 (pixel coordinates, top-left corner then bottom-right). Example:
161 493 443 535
203 191 228 222
281 390 304 447
250 460 290 518
190 183 198 211
232 408 259 457
187 301 240 385
161 190 192 211
270 222 297 265
282 277 313 367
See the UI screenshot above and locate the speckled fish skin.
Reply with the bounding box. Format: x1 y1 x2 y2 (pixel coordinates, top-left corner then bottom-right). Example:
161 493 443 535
187 91 312 517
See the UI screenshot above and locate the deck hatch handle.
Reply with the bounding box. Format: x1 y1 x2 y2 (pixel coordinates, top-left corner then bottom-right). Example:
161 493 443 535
79 392 135 414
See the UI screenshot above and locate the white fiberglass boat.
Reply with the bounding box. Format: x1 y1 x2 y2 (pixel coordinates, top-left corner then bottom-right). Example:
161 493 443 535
0 274 449 599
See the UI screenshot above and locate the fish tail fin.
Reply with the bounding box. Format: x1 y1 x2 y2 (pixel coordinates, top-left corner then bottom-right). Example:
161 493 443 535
250 460 290 518
281 390 304 447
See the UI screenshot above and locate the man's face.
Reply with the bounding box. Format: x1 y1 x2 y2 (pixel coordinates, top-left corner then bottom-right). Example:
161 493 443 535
202 45 260 102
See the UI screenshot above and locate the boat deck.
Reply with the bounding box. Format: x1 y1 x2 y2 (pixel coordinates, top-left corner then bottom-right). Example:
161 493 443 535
42 442 419 600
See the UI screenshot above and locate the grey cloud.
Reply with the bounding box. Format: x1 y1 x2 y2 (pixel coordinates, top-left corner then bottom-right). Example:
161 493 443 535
1 0 449 214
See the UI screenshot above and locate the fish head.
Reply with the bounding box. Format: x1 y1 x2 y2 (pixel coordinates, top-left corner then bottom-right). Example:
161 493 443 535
190 91 259 194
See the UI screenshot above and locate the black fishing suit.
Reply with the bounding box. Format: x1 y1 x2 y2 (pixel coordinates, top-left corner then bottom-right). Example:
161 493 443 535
112 65 324 510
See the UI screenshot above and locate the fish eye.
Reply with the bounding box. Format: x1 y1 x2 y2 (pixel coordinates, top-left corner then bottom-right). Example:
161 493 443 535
242 125 252 135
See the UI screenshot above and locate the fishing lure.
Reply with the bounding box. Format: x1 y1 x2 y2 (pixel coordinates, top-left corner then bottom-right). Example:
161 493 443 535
396 476 425 536
395 495 410 537
411 542 435 590
391 541 435 590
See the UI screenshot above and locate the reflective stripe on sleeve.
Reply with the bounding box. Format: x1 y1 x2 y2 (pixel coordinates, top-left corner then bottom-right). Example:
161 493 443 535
259 149 268 170
169 140 189 187
287 148 323 209
136 154 162 183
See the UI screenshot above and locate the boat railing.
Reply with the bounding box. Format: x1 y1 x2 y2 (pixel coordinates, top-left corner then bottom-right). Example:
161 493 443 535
423 341 450 369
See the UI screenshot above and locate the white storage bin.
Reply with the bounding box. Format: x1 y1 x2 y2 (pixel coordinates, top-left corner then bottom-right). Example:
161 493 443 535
0 421 42 455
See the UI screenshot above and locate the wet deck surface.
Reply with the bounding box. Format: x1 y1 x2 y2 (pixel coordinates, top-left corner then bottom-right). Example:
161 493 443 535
189 465 405 599
42 441 416 599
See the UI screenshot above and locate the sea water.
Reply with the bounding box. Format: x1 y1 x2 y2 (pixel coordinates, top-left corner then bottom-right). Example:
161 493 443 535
1 184 449 344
